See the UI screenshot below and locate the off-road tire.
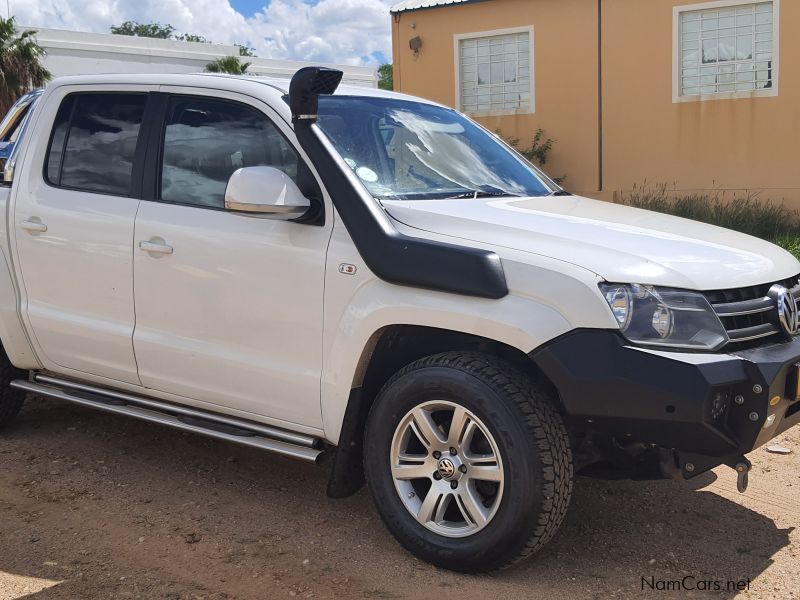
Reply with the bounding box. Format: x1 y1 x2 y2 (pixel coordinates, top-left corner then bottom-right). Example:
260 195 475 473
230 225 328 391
0 348 26 431
364 351 573 572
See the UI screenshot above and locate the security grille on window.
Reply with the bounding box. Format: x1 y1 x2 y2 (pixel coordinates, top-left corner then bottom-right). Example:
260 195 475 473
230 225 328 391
679 2 774 97
459 31 531 114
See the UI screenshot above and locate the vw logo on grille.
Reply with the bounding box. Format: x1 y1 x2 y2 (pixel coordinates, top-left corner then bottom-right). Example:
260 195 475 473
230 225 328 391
769 284 800 339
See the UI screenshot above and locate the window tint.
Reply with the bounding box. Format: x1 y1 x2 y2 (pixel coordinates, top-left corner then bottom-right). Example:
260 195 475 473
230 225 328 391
160 97 300 209
45 96 74 184
45 93 147 196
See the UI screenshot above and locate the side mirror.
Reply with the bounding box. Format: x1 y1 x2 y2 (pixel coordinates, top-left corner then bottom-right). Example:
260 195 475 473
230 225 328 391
224 166 311 219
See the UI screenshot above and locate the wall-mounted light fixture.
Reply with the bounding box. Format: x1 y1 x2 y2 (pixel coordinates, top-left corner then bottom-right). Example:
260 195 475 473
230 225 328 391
409 36 422 57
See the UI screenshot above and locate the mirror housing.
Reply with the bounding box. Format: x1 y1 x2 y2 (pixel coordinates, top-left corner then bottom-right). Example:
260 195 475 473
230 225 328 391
224 166 311 219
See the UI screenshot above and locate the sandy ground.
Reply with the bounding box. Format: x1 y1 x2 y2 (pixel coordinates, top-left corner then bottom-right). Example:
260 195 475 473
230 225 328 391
0 396 798 600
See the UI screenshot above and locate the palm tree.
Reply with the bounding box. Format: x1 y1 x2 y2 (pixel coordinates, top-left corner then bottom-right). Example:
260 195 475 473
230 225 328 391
0 17 50 116
205 56 250 75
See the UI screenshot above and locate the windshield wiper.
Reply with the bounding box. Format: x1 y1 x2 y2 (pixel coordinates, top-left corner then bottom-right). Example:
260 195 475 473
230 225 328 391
445 190 524 200
548 190 572 196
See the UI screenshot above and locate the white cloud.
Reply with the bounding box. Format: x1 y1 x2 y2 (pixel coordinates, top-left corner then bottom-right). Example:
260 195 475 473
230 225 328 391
11 0 395 65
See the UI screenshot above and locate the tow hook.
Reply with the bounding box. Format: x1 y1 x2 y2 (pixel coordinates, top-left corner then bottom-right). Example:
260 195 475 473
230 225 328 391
726 457 752 493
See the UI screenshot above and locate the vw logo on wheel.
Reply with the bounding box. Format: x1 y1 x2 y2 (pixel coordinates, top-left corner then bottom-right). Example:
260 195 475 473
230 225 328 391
770 284 800 339
437 457 456 479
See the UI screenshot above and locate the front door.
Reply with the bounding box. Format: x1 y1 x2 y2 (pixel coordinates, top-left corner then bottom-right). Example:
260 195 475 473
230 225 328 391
12 89 150 384
132 91 331 428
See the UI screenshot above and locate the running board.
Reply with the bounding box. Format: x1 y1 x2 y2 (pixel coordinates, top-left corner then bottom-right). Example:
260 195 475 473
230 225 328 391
10 376 323 464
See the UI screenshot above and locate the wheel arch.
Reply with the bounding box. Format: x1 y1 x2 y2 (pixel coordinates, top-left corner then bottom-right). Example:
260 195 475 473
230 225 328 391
326 324 558 498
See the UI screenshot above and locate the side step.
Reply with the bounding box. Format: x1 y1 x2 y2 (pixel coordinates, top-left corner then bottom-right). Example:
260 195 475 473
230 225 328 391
10 375 323 463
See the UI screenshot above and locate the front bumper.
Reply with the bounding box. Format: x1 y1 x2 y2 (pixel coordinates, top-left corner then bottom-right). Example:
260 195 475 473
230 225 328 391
533 330 800 477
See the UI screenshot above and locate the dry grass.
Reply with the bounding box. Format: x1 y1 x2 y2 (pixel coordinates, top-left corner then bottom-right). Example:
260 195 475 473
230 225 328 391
617 183 800 259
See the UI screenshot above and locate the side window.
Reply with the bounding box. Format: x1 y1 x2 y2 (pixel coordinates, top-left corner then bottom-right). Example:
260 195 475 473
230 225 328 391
45 93 147 196
45 97 74 183
160 97 300 209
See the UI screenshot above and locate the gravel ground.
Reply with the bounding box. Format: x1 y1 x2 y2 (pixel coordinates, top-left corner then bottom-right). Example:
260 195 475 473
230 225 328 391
0 396 798 600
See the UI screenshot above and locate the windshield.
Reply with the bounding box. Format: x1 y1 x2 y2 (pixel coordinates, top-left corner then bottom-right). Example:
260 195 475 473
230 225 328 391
315 96 556 200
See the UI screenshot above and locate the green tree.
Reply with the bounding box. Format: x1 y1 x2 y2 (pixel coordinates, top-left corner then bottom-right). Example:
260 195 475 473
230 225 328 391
175 33 209 43
378 63 393 91
0 17 51 116
110 22 255 56
236 44 256 57
110 21 176 39
205 56 250 75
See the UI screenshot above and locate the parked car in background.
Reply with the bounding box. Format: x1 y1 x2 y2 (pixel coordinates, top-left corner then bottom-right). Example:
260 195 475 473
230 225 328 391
0 69 799 573
0 89 43 172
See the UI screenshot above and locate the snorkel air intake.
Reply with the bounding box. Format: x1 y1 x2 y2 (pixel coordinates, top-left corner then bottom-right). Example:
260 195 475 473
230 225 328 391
289 67 508 299
289 66 343 121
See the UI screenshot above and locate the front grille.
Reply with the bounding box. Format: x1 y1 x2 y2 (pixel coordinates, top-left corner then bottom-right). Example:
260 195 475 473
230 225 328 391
704 274 800 347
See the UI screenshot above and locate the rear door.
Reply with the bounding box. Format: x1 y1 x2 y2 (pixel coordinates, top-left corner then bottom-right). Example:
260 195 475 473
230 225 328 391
11 87 153 384
131 90 332 428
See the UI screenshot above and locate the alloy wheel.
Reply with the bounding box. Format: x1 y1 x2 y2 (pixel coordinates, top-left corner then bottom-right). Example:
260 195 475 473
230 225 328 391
389 400 504 538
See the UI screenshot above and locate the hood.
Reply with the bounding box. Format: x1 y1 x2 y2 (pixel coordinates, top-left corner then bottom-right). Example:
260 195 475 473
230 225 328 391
381 195 800 290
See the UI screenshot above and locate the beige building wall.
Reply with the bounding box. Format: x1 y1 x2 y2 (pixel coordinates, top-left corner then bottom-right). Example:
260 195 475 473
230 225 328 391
392 0 800 207
392 0 601 196
602 0 800 206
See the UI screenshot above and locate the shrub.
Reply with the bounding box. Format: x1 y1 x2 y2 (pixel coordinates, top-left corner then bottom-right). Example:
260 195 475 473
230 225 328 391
771 235 800 260
617 183 800 243
498 128 566 185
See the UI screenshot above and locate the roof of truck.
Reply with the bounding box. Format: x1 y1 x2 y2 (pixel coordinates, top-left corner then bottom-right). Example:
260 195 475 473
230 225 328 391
45 73 422 101
43 73 441 124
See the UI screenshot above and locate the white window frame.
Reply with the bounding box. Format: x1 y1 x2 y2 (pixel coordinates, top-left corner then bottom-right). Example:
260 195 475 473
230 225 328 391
673 0 780 103
453 26 535 117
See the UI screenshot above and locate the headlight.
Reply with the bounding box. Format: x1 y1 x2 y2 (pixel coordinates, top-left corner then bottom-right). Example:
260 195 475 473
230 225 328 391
599 284 729 350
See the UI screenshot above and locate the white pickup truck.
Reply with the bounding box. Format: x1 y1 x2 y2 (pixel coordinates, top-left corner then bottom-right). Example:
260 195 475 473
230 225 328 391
1 68 799 572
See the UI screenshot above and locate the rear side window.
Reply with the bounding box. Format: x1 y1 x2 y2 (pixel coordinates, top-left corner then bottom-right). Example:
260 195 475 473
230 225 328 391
45 93 147 196
159 96 300 209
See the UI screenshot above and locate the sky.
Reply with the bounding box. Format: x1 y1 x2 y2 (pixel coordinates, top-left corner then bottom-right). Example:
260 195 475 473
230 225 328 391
9 0 395 66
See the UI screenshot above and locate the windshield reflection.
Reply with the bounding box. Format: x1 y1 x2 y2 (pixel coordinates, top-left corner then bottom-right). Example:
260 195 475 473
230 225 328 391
316 96 555 201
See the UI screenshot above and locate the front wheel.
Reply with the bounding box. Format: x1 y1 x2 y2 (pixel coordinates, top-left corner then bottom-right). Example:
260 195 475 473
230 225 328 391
364 352 573 572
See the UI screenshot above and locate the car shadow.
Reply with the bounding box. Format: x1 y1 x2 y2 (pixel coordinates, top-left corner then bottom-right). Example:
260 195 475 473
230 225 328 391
497 473 793 598
0 398 794 599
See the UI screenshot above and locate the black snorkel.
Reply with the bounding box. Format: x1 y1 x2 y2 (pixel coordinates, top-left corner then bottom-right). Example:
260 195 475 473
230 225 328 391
289 66 508 299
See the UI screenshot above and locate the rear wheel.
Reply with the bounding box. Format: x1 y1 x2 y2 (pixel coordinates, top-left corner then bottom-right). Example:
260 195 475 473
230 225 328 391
0 348 26 431
364 351 573 572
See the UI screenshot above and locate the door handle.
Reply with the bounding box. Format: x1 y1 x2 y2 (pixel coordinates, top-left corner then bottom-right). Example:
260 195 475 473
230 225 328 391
139 240 174 255
20 219 47 233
